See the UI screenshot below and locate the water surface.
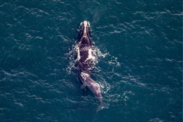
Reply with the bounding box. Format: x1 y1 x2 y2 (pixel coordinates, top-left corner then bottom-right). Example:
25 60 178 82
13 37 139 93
0 0 182 121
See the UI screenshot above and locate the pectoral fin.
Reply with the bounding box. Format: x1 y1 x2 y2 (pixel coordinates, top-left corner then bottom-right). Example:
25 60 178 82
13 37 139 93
81 83 87 89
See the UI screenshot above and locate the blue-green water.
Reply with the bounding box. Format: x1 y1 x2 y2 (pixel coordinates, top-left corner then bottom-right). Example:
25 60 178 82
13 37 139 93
0 0 182 122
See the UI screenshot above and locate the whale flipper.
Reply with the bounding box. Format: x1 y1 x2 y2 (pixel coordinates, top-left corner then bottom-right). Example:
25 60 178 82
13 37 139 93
81 83 87 89
97 104 105 112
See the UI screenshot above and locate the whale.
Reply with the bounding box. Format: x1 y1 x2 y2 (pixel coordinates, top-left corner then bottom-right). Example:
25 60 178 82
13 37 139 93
75 21 104 111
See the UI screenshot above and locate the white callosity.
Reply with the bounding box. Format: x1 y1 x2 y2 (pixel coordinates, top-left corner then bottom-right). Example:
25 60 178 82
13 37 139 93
83 21 87 35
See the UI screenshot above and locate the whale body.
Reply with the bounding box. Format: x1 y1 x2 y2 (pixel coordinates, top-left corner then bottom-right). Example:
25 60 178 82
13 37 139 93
75 21 104 110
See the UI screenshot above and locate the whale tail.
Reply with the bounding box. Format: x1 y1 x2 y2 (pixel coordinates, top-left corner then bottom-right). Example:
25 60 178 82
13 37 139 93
80 72 105 111
97 103 105 112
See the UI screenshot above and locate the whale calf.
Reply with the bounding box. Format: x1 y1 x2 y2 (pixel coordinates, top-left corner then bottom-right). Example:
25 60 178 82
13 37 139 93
75 21 104 110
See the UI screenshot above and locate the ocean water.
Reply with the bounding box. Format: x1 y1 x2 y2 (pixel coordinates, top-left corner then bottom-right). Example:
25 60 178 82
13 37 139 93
0 0 182 122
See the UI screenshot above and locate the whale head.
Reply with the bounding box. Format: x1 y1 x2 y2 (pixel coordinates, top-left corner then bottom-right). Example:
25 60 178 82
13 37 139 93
79 21 91 37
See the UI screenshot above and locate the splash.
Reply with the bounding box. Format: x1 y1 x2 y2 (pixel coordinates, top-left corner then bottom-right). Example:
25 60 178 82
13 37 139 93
65 40 124 110
65 42 110 75
65 44 78 75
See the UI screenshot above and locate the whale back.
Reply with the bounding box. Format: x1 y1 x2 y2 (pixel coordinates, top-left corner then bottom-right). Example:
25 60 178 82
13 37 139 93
76 21 95 73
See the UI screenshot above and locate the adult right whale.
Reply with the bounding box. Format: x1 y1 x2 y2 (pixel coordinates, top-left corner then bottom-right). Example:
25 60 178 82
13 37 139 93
75 21 104 111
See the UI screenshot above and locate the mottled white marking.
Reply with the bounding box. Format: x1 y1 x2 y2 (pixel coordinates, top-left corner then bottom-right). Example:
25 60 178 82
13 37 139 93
80 46 89 51
92 82 99 88
81 72 89 80
85 49 95 62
